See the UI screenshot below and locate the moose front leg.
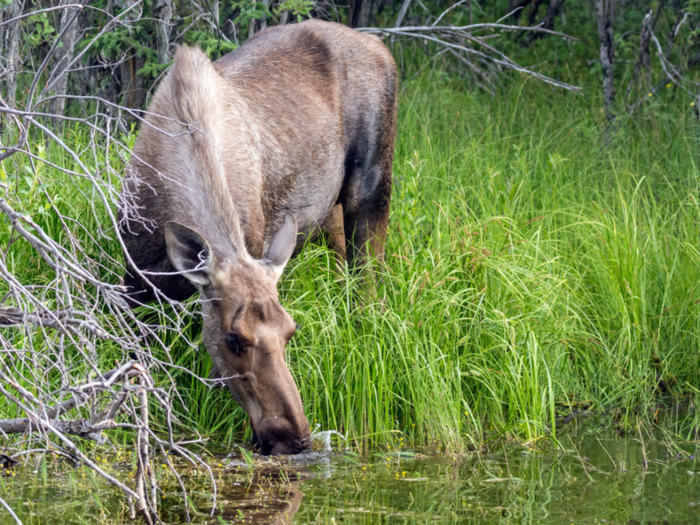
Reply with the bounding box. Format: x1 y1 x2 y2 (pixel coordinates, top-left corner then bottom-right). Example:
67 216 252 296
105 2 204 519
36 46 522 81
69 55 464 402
320 203 347 270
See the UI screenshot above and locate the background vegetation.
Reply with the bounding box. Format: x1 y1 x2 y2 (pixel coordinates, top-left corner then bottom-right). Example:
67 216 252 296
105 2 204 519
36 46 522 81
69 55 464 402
2 0 700 459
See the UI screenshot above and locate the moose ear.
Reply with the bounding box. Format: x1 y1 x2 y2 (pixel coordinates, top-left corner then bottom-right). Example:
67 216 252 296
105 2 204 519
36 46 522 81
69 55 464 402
164 221 214 286
261 212 297 280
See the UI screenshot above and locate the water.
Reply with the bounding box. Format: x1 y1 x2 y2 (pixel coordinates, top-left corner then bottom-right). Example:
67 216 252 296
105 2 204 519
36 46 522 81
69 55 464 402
2 429 700 524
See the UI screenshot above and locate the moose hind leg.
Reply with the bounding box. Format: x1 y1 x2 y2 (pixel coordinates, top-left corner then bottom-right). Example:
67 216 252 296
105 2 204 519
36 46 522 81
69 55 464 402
341 162 391 274
341 71 396 275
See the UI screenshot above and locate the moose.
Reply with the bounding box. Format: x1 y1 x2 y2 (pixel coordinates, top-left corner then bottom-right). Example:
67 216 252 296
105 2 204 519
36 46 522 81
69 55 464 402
118 20 398 455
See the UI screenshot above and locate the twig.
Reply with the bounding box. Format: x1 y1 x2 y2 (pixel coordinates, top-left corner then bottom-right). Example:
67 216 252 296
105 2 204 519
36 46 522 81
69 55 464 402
364 26 580 92
0 496 23 525
637 423 648 470
363 23 578 42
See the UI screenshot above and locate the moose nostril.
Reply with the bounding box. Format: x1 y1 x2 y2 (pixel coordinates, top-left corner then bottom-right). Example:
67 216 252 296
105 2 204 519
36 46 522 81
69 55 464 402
225 333 243 355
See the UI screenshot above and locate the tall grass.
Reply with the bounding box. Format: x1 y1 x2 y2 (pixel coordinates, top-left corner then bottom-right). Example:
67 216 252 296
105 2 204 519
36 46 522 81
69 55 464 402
2 70 700 453
283 73 700 451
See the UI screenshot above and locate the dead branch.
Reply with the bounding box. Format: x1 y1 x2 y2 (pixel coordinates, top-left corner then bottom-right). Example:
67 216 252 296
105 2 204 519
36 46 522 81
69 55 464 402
0 495 23 525
625 11 653 103
361 11 581 93
0 362 139 438
626 17 700 114
0 6 225 522
0 4 85 29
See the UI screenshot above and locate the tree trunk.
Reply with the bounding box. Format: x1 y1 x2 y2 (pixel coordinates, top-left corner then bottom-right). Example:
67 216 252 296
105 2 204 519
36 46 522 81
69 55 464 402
48 1 81 119
155 0 173 64
4 0 25 108
348 0 377 28
259 0 269 31
395 0 412 28
249 0 257 38
596 0 615 123
0 8 4 72
525 0 566 43
625 11 653 102
212 0 220 27
119 56 146 110
541 0 565 30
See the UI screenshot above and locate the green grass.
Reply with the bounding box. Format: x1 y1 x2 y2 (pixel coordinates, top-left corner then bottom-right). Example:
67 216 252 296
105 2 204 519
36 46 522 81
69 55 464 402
3 69 700 453
287 73 700 450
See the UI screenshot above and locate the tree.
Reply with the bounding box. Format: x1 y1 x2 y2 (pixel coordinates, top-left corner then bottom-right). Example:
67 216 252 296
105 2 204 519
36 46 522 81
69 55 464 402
596 0 616 122
47 0 82 119
348 0 378 28
3 0 25 107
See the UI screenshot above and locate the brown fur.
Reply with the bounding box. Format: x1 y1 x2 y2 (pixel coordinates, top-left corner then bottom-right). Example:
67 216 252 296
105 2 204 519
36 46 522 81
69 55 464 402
119 20 398 455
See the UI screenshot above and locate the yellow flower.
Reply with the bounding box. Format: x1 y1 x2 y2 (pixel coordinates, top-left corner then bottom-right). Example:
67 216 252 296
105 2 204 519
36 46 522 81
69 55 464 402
648 93 653 97
692 102 696 106
666 83 672 88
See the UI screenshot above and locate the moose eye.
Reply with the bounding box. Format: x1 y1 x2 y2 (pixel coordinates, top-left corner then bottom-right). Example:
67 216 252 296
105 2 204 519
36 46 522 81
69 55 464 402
225 333 243 355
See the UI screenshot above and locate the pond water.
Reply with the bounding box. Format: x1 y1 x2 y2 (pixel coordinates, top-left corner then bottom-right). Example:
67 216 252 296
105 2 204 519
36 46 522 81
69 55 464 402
2 427 699 524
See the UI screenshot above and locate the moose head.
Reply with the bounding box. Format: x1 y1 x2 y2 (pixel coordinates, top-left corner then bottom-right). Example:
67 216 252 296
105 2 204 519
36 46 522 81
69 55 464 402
164 213 310 455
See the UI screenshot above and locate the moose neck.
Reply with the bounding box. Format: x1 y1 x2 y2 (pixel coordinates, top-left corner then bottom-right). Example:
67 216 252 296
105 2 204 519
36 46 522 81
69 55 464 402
142 46 265 260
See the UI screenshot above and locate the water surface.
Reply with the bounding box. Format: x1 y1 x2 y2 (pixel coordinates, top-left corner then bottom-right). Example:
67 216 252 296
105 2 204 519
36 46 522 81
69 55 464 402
2 429 699 524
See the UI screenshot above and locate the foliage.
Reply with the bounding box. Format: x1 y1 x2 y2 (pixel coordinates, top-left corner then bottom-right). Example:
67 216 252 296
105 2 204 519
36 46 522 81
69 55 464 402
274 0 315 23
234 1 271 26
183 30 238 59
25 12 56 48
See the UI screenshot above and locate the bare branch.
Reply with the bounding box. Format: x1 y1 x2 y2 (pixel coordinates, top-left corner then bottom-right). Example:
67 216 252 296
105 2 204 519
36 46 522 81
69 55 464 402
0 496 23 525
361 6 580 93
0 4 85 29
363 26 580 92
